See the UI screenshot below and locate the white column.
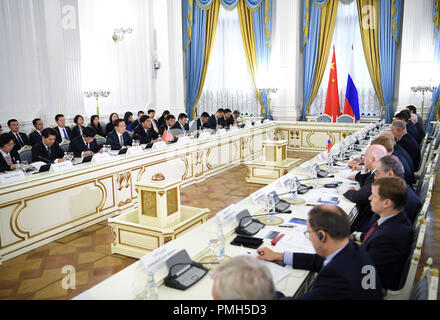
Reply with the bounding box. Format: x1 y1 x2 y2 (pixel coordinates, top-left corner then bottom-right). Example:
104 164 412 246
270 0 303 121
396 0 435 121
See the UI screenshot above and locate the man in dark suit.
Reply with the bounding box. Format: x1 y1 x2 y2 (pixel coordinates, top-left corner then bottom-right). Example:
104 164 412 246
344 145 388 232
395 111 422 144
407 105 425 134
0 133 21 172
190 112 210 131
171 113 190 135
29 118 44 146
133 115 159 144
131 110 145 131
391 120 421 170
31 128 65 163
158 115 176 137
257 205 383 300
224 109 233 128
372 135 415 185
7 119 31 152
106 119 133 150
68 127 103 158
231 110 241 126
54 114 72 144
148 109 160 133
352 177 414 291
371 156 421 224
207 109 226 130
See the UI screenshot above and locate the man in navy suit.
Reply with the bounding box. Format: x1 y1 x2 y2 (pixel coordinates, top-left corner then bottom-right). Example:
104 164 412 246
0 133 21 172
257 205 383 300
395 111 422 144
391 120 421 170
190 112 210 132
54 114 72 144
344 145 388 233
207 109 226 130
133 115 159 144
171 113 190 135
68 127 103 158
7 119 31 152
148 109 160 133
158 115 176 137
106 119 133 150
352 177 414 291
131 110 145 131
29 118 44 146
372 135 415 185
31 128 65 163
407 105 425 133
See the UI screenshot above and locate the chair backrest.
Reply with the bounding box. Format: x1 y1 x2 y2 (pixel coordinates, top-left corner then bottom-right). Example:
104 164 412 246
410 258 438 300
316 114 332 123
96 137 106 146
418 177 431 201
18 149 32 164
336 115 355 123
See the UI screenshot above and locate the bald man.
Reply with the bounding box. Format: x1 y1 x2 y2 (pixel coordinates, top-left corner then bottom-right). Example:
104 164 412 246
391 120 420 169
344 145 388 232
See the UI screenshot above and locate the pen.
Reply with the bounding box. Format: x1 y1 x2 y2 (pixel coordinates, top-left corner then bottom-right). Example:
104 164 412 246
279 225 295 228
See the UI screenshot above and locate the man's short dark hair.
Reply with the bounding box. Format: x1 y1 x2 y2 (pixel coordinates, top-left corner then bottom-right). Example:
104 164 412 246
373 177 408 211
82 127 96 138
55 114 64 122
114 119 126 127
166 115 176 121
216 108 225 114
224 108 232 114
32 118 41 126
401 109 411 119
308 205 350 240
137 111 145 117
42 128 57 139
201 112 210 118
379 155 405 179
233 110 241 116
148 109 155 115
7 119 18 127
178 113 188 120
140 115 150 124
394 112 409 122
0 133 14 148
406 105 417 114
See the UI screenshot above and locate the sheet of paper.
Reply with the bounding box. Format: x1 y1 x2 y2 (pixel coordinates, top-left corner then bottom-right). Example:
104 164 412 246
274 229 316 254
245 251 292 284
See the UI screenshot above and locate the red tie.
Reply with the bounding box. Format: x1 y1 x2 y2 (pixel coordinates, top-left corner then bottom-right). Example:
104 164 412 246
363 221 378 242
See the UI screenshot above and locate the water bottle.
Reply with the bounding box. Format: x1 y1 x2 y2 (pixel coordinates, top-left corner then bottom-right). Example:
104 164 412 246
145 271 158 300
291 178 298 202
217 223 225 260
15 160 20 171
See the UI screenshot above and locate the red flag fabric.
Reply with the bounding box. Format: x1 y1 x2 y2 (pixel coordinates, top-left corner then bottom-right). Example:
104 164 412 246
162 129 173 143
324 49 341 122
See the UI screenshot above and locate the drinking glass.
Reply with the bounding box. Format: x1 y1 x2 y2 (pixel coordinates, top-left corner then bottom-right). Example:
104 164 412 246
133 140 140 147
208 228 220 259
266 193 276 222
65 152 74 161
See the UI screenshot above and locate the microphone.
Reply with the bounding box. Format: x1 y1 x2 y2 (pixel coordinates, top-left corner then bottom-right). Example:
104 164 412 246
38 155 54 164
295 175 335 182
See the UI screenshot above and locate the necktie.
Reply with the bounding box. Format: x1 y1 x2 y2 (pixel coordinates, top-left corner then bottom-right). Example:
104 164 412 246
182 125 185 133
363 221 378 242
120 135 124 146
16 133 24 148
4 153 12 166
152 120 158 132
63 128 69 140
85 142 90 151
47 147 52 158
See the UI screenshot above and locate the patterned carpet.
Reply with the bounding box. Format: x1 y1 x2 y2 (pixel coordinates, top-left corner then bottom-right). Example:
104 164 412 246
1 150 437 300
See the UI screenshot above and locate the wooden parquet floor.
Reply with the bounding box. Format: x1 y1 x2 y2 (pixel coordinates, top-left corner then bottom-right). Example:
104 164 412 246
0 150 437 300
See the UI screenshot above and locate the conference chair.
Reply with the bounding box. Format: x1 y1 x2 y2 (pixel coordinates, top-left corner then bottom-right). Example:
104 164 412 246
18 149 32 164
414 195 432 228
336 115 355 124
96 136 106 146
316 114 332 123
385 218 427 300
60 142 70 153
410 258 439 300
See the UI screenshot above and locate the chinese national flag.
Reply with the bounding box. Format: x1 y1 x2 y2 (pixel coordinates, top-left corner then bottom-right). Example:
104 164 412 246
162 129 173 143
324 48 341 122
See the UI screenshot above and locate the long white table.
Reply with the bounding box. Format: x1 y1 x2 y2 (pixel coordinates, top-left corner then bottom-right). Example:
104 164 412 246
0 121 367 265
73 131 377 300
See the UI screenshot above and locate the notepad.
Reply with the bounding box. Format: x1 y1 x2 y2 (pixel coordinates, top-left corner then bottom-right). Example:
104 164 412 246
317 196 340 205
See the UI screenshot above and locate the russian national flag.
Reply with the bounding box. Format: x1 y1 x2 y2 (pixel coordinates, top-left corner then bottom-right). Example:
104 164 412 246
327 136 333 153
343 75 360 122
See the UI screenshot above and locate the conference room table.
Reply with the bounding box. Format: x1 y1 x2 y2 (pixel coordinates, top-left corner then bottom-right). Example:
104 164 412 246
73 131 379 300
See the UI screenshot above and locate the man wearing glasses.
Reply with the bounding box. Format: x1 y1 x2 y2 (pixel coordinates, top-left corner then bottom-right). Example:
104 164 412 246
257 205 383 300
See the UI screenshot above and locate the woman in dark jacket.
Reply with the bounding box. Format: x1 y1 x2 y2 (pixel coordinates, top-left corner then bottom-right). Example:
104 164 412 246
89 115 105 137
105 113 119 137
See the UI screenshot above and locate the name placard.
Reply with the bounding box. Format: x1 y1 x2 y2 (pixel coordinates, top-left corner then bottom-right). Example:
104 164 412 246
216 204 238 225
0 171 26 184
126 146 143 156
152 141 167 150
217 129 227 135
141 241 177 272
92 153 112 163
177 136 191 144
50 161 73 173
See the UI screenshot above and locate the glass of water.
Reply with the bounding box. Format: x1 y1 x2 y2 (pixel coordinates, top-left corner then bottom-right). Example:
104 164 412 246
208 227 220 259
133 140 140 147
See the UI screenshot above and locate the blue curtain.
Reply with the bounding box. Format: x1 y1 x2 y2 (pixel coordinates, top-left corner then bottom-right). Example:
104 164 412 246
253 0 272 119
426 85 440 134
301 0 322 121
379 0 402 124
183 0 208 120
183 0 272 120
